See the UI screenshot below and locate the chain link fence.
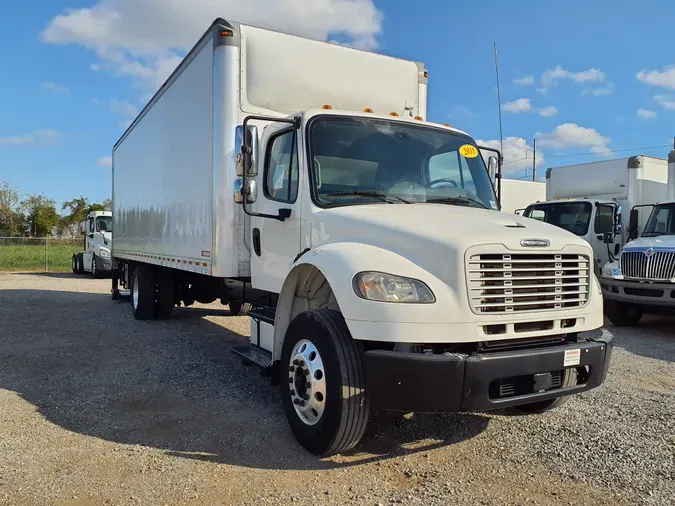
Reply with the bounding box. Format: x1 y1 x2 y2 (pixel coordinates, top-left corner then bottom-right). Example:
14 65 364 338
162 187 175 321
0 237 83 272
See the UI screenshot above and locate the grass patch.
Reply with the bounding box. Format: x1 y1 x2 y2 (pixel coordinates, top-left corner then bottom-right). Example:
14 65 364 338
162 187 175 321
0 240 82 272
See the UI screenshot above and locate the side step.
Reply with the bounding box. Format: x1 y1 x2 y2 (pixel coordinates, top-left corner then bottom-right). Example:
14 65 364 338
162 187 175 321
232 345 273 369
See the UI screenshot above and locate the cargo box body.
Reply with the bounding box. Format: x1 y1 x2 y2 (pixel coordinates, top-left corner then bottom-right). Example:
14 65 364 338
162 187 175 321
112 19 428 278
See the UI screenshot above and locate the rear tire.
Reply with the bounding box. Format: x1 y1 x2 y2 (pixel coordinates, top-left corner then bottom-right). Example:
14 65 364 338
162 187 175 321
280 309 370 456
155 271 175 319
513 367 578 414
605 300 643 326
229 301 252 316
77 254 85 274
131 265 155 320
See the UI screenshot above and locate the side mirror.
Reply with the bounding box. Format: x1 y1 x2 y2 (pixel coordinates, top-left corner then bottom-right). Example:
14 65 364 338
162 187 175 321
234 179 258 204
235 125 258 177
629 208 639 240
487 156 498 183
614 205 622 235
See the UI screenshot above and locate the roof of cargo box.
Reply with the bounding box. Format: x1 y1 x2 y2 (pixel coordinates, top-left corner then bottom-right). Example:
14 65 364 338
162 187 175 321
115 18 428 150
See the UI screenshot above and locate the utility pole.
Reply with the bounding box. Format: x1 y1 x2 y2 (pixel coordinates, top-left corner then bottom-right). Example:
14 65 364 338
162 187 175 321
532 138 536 181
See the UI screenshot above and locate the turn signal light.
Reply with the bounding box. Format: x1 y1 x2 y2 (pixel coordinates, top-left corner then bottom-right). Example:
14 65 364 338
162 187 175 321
364 108 373 113
414 116 423 120
322 104 333 110
389 112 399 117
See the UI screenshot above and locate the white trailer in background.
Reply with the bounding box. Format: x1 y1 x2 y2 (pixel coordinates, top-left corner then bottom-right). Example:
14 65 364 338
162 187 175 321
499 179 546 214
111 18 613 456
522 156 669 274
600 150 675 325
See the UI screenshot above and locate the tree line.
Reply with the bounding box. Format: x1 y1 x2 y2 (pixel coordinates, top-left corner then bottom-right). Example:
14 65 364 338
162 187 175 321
0 181 111 238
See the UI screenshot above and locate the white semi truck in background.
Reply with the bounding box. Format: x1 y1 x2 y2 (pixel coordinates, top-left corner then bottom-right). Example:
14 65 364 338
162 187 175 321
71 210 113 277
499 179 546 214
522 156 669 274
110 18 613 456
600 150 675 325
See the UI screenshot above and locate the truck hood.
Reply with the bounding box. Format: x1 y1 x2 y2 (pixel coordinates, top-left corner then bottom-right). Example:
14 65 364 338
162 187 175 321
310 204 592 281
623 235 675 251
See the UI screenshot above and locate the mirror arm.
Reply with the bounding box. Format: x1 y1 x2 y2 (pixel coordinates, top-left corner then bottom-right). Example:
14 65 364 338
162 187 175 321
240 114 301 222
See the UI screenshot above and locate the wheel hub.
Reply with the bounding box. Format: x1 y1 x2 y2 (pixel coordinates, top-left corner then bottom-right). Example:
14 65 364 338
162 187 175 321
288 339 326 426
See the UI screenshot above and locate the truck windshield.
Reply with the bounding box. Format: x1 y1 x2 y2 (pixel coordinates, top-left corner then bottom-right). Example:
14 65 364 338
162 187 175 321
96 216 112 232
642 203 675 237
308 116 497 210
523 202 593 236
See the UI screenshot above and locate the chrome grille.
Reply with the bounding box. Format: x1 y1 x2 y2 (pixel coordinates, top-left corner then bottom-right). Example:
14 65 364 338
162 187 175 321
468 253 590 313
620 250 675 281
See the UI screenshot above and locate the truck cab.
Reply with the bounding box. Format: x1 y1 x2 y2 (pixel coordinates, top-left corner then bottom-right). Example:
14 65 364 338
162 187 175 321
600 200 675 325
522 198 621 274
71 211 113 277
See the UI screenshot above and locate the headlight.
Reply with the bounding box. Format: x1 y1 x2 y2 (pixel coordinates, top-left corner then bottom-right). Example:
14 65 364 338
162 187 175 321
603 266 621 278
99 248 111 258
353 271 435 303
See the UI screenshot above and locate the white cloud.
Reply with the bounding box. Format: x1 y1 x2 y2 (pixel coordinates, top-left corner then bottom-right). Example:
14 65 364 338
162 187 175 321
536 87 548 95
637 108 657 120
97 156 113 168
539 106 558 117
513 75 534 86
541 66 607 87
476 137 544 176
536 123 611 156
654 94 675 110
637 66 675 89
41 0 383 93
0 129 59 146
119 119 133 130
582 83 613 96
40 82 70 94
503 98 533 113
109 99 138 117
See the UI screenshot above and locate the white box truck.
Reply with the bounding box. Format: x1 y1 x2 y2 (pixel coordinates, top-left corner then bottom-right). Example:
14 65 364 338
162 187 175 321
71 210 113 277
600 150 675 325
522 156 669 274
111 19 613 456
500 179 546 214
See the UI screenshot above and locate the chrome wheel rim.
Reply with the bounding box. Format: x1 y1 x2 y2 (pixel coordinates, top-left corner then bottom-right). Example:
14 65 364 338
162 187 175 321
288 339 326 426
132 278 139 309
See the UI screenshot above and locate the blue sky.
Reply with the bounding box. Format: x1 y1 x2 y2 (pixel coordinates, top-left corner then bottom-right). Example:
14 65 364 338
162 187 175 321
2 0 675 209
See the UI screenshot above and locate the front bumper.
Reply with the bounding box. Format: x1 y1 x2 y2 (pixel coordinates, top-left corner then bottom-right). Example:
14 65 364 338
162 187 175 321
601 277 675 307
363 328 613 413
99 258 112 271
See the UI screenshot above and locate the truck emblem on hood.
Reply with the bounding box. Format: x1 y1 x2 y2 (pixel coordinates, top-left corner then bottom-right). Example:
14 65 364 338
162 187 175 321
644 247 655 257
521 239 550 248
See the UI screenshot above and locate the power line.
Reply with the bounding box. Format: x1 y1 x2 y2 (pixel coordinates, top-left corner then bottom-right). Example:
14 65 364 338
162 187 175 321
497 143 672 166
543 143 672 159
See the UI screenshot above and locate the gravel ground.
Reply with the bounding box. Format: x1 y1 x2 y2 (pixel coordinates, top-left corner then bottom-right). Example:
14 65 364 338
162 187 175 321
0 272 673 506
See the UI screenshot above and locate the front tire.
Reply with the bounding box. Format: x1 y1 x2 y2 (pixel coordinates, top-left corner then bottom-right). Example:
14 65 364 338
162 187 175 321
72 255 78 274
513 367 578 414
131 265 155 320
605 300 643 326
91 254 101 278
280 309 370 456
77 254 85 274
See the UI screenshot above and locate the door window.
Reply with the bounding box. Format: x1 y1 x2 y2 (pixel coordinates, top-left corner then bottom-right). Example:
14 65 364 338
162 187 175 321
594 205 615 234
264 130 299 203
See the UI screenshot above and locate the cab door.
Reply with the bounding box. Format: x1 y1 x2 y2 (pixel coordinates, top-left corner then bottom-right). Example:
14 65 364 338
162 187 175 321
591 203 618 273
82 216 95 269
249 125 303 293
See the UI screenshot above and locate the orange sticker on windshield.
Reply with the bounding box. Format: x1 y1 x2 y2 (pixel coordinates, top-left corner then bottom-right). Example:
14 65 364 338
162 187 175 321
459 144 479 158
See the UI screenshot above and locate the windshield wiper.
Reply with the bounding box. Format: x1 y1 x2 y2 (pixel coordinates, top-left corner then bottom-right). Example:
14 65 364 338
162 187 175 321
426 196 488 209
324 190 412 204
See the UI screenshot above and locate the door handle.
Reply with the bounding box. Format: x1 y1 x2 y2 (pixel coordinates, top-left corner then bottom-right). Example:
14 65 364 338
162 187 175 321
252 228 261 257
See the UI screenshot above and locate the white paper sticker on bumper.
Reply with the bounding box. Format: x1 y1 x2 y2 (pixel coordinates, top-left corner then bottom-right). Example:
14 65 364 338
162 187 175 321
564 348 581 367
